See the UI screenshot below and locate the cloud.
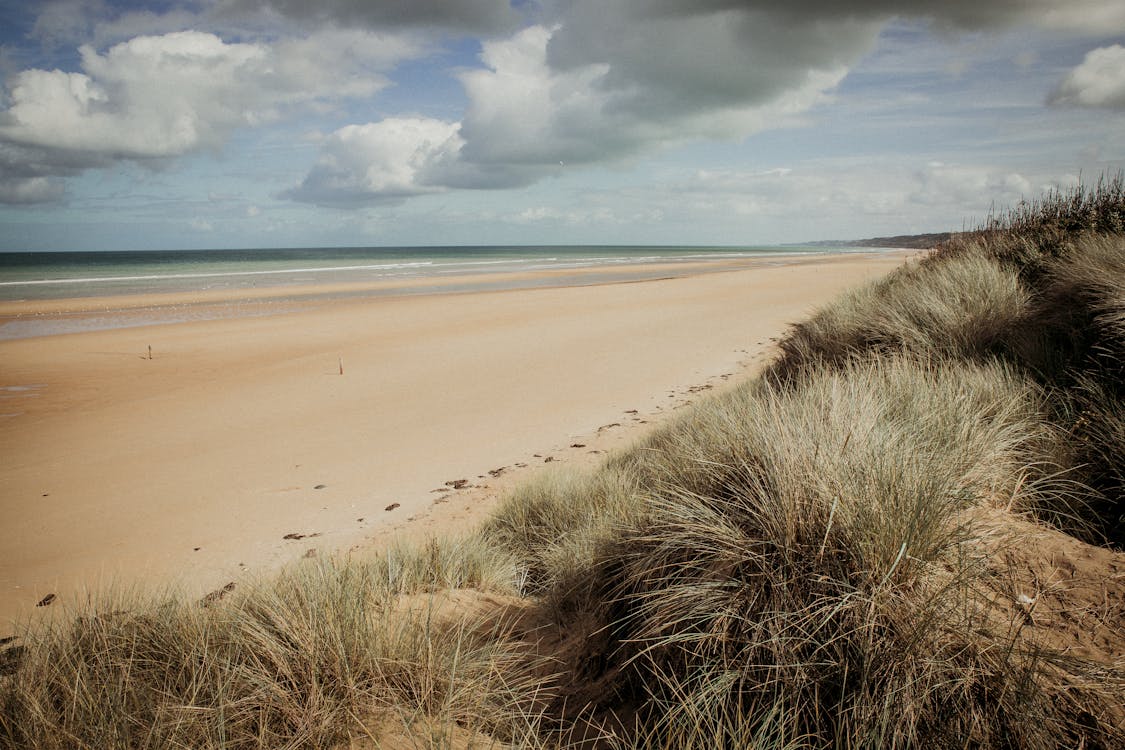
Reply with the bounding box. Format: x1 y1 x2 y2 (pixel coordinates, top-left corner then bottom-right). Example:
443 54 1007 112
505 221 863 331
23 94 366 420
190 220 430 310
16 0 1125 210
505 205 621 226
1048 45 1125 109
616 161 1083 242
289 20 851 204
457 18 857 170
0 139 95 206
630 0 1125 34
908 162 1039 208
290 0 1125 208
29 0 108 48
26 0 514 50
281 118 463 206
0 29 423 202
543 3 876 115
536 0 1125 131
0 175 65 204
213 0 518 34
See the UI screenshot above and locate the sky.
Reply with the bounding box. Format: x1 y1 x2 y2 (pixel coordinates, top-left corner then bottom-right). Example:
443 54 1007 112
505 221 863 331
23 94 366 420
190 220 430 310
0 1 1123 251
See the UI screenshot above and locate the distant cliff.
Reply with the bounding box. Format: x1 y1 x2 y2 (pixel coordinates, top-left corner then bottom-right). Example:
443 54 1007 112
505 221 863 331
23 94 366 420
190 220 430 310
803 232 953 249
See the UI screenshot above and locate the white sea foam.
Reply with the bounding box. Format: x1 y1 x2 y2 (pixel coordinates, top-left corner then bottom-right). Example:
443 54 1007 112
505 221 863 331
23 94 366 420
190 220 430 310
0 246 860 338
0 261 437 287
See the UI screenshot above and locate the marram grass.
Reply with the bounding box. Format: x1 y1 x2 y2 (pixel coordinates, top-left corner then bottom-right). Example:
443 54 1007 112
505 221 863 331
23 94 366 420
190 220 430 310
499 358 1121 748
1 538 543 749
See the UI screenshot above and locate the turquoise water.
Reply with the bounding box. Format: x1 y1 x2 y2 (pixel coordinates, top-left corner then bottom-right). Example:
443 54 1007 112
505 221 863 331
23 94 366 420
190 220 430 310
0 245 857 301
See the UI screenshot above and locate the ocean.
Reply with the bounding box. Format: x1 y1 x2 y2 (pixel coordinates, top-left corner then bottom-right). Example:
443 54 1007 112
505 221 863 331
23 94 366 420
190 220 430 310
0 245 881 339
0 245 872 301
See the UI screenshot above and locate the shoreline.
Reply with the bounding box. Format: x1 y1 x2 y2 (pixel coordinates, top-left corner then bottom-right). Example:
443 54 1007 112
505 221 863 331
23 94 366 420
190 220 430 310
0 250 907 340
0 252 910 635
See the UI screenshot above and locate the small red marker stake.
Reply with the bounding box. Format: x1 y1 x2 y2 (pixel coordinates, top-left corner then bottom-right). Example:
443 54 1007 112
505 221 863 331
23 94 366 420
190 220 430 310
339 357 343 375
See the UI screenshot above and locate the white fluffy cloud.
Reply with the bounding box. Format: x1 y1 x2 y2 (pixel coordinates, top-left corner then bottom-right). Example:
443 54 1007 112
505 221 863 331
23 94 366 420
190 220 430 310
1049 45 1125 109
0 28 421 202
1 29 416 158
4 33 269 158
282 118 463 205
290 0 1125 208
10 0 1125 210
290 20 852 203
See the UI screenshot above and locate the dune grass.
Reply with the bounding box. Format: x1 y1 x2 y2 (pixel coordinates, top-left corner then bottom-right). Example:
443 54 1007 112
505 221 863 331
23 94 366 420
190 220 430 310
494 358 1121 748
763 181 1125 545
765 248 1030 384
0 538 540 749
933 171 1125 280
478 177 1125 747
2 177 1123 748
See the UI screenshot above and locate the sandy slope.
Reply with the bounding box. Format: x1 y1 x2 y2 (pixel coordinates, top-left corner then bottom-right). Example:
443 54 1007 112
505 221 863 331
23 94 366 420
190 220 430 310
0 253 906 633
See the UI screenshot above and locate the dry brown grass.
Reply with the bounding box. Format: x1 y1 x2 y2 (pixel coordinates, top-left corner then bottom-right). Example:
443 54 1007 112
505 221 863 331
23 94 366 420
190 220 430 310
489 358 1123 748
0 538 544 749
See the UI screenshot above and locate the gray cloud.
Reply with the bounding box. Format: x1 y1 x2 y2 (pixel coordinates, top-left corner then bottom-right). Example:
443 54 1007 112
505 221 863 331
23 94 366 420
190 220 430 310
30 0 108 48
306 0 1125 205
26 0 496 54
30 0 214 49
292 5 871 205
629 0 1125 33
0 140 101 205
213 0 518 34
15 0 1125 210
541 0 1125 123
1049 45 1125 109
544 2 879 111
0 175 65 204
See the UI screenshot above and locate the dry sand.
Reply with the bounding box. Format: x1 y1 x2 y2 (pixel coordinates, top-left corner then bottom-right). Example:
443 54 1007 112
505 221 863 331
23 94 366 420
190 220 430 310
0 253 908 633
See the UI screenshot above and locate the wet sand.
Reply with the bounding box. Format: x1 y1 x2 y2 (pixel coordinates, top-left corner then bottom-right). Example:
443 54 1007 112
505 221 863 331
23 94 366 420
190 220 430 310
0 252 908 633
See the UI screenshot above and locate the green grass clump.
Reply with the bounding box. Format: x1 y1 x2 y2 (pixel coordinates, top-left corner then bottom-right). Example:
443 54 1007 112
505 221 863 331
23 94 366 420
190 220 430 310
481 175 1125 746
481 466 645 599
1031 234 1125 384
0 538 539 749
501 358 1121 747
765 181 1125 545
766 249 1029 384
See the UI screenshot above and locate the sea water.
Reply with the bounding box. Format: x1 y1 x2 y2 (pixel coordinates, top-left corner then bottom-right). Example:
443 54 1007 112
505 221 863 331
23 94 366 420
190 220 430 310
0 245 882 339
0 245 866 301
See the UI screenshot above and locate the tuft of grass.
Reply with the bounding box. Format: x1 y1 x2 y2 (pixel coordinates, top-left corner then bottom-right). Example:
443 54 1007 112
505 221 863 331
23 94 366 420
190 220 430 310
490 358 1122 747
0 537 540 749
764 191 1125 545
1030 234 1125 385
770 177 1125 392
624 357 1054 522
765 248 1029 385
480 466 645 600
935 171 1125 280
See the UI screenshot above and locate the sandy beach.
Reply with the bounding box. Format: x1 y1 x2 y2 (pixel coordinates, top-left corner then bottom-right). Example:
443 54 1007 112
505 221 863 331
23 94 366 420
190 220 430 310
0 252 907 633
